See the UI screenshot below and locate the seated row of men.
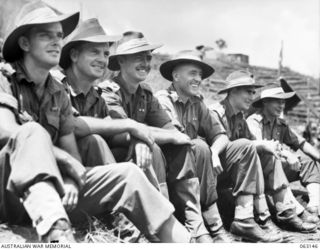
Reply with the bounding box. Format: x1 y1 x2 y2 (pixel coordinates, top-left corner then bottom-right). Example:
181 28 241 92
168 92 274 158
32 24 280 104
0 2 319 243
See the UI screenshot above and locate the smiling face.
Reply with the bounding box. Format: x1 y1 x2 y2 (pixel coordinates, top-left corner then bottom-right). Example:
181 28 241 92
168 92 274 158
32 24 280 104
118 51 152 85
172 63 202 98
229 86 256 112
20 22 64 69
70 42 109 81
262 98 286 118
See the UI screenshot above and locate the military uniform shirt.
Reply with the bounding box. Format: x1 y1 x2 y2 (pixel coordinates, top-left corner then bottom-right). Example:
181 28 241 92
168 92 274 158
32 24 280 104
156 85 226 145
0 61 74 145
63 78 109 118
246 112 305 151
100 75 172 128
210 98 255 141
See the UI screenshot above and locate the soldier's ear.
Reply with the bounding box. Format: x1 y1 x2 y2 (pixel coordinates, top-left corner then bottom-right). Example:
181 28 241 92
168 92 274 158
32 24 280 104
18 36 30 52
172 69 179 82
117 55 125 66
69 48 79 63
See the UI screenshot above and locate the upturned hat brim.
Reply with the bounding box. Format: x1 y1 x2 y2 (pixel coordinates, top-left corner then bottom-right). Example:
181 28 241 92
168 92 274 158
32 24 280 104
160 58 214 81
3 12 79 63
218 83 262 94
59 34 121 69
108 44 161 71
252 92 296 108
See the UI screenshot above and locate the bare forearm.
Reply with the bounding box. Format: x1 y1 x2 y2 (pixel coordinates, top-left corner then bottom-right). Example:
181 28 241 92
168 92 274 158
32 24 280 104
74 116 138 138
210 134 229 155
149 126 177 144
53 146 75 165
302 142 320 161
58 133 82 162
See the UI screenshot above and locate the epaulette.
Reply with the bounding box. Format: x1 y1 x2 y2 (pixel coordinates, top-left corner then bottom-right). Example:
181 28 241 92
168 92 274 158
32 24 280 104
0 62 15 79
249 113 263 123
209 102 225 117
156 89 169 98
140 82 153 93
99 80 120 92
94 86 103 96
50 69 65 84
278 117 287 125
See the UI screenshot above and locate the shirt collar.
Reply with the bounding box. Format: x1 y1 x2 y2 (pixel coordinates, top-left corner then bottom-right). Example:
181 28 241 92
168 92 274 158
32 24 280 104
261 111 281 126
13 60 60 94
167 84 201 104
221 98 243 120
114 74 146 104
63 72 99 99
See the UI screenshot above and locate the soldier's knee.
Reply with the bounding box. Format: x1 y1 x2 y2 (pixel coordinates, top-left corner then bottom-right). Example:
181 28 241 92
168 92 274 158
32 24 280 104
237 138 256 154
18 122 50 140
83 134 105 146
192 138 210 156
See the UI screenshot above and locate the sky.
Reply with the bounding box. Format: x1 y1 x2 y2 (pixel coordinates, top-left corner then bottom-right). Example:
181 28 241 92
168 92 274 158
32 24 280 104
45 0 320 77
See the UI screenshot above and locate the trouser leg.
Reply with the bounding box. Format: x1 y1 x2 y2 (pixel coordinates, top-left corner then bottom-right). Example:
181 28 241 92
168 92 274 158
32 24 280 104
0 122 66 235
191 138 222 231
219 139 263 196
259 153 294 215
161 143 208 238
219 139 270 221
77 134 116 166
112 144 164 195
69 163 175 237
282 157 320 186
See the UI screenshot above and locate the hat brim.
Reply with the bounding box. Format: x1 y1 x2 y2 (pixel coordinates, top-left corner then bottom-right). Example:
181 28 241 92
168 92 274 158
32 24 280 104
59 34 121 69
159 58 214 81
218 83 262 94
3 12 79 63
252 92 296 108
107 44 162 71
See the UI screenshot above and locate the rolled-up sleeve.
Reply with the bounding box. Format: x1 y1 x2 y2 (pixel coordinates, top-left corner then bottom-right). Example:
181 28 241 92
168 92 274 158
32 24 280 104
284 126 305 151
0 74 18 111
199 103 226 145
146 95 172 128
246 115 263 140
59 92 75 137
101 88 128 119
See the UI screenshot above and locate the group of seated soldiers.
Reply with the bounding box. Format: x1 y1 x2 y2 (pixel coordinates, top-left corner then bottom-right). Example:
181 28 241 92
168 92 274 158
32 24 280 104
0 2 319 243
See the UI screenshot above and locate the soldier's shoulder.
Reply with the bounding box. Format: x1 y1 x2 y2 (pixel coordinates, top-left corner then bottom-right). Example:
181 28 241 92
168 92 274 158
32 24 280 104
140 82 153 94
247 113 263 123
278 117 288 125
99 79 120 93
208 102 225 114
155 89 170 99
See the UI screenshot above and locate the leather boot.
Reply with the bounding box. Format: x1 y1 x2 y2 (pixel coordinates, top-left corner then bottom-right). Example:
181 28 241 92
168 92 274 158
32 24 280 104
277 208 317 233
191 234 214 243
42 219 76 243
299 209 320 224
210 226 236 242
230 218 282 242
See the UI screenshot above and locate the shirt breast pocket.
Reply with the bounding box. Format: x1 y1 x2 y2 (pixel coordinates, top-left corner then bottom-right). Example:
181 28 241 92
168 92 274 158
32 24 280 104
46 111 60 130
186 117 199 139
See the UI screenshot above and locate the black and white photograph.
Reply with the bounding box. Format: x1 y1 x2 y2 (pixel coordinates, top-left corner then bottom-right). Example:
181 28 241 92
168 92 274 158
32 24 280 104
0 0 319 247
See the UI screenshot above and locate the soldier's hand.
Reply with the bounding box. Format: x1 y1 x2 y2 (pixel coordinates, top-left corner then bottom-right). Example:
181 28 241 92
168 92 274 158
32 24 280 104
129 120 155 150
212 153 223 176
171 131 193 145
281 150 301 171
135 142 152 170
60 156 86 190
62 177 79 212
